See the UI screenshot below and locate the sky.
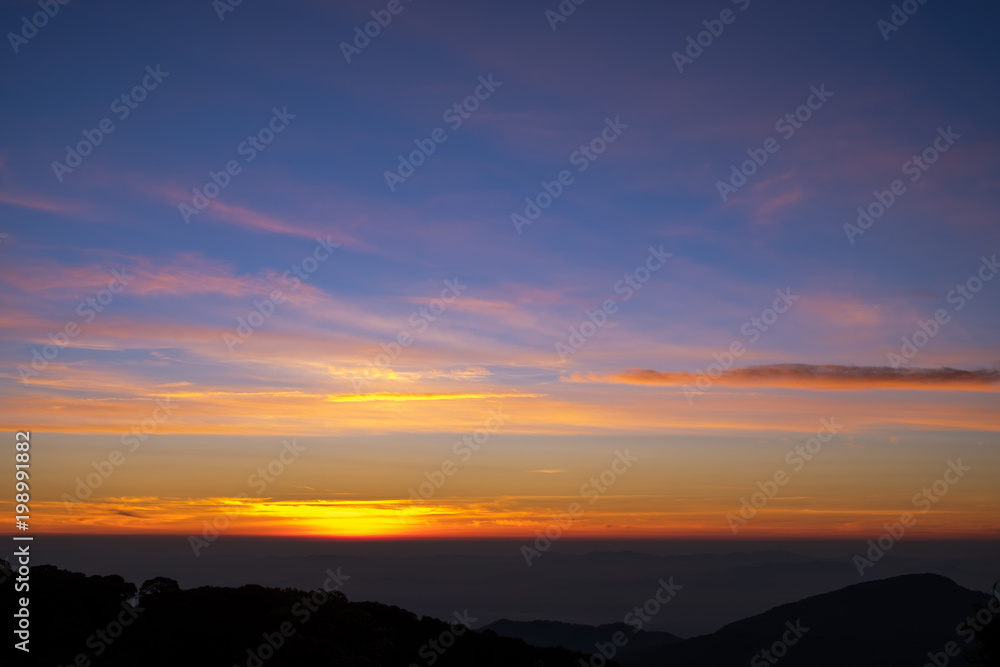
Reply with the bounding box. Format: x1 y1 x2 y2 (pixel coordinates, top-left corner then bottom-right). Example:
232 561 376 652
0 0 998 541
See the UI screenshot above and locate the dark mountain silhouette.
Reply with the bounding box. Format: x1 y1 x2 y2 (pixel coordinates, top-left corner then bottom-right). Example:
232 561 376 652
37 536 1000 638
483 618 682 661
1 559 612 667
4 558 998 667
625 573 991 667
485 575 998 667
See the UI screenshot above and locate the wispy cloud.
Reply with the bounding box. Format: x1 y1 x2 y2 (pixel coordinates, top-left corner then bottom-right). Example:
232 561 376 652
326 391 544 402
589 364 1000 391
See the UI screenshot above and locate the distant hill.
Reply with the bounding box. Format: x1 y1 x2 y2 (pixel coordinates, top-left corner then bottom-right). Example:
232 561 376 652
485 574 995 667
483 618 681 660
627 573 989 667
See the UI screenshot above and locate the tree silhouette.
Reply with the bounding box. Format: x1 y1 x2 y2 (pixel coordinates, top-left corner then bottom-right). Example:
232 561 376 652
138 576 181 605
4 563 603 666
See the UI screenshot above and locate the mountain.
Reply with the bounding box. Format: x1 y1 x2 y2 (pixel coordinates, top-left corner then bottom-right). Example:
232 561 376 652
3 561 612 667
6 558 996 667
628 573 989 667
37 536 1000 638
485 574 995 667
483 618 682 659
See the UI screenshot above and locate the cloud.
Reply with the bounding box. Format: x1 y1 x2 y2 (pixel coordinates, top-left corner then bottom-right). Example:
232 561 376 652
326 391 544 402
591 364 1000 391
0 252 270 299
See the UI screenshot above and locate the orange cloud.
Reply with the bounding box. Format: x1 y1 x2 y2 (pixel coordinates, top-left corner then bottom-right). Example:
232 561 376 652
8 494 995 539
326 392 544 403
595 364 1000 392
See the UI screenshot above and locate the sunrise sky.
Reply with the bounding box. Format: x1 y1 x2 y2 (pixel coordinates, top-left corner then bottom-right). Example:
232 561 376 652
1 0 998 540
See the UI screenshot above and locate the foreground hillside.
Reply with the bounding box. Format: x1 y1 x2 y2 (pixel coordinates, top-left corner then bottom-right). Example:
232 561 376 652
484 618 683 664
1 560 605 667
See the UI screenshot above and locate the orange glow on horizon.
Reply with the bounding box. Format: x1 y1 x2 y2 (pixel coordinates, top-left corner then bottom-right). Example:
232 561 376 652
9 496 997 541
